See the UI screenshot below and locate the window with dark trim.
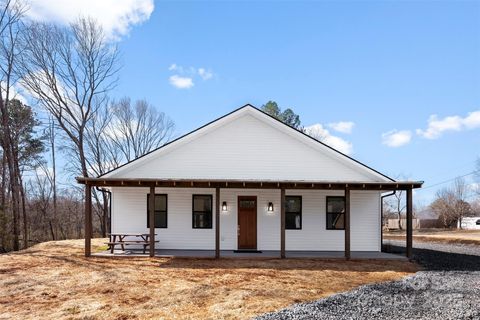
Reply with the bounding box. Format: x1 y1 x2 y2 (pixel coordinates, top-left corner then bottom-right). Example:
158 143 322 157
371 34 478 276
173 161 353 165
147 194 167 228
285 196 302 229
326 196 345 230
192 195 213 229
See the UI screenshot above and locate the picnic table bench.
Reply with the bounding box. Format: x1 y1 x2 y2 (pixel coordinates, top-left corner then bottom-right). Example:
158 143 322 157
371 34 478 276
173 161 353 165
106 233 158 254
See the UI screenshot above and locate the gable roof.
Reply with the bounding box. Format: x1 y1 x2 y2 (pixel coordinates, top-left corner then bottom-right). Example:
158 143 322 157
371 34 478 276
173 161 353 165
100 104 395 182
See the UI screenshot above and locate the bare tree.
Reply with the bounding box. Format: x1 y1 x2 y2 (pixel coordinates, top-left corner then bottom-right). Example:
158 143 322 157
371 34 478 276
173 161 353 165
84 103 114 236
17 18 119 244
383 175 408 229
42 116 58 239
18 17 119 180
0 0 26 250
452 177 472 227
392 190 405 230
27 162 54 241
431 188 456 228
475 157 480 197
108 98 175 162
81 98 174 236
431 177 473 228
0 149 7 251
471 199 480 216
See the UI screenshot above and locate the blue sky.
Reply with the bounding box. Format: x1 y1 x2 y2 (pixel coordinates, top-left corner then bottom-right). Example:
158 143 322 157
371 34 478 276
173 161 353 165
27 0 480 205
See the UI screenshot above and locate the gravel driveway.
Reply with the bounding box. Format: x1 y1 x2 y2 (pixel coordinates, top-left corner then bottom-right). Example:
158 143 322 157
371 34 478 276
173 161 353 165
256 241 480 320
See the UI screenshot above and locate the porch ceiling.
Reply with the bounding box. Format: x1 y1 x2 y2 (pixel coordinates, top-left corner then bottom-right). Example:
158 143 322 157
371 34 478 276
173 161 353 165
76 177 423 190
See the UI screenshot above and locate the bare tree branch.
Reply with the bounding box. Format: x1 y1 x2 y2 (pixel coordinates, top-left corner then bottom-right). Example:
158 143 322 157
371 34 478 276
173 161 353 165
17 17 119 178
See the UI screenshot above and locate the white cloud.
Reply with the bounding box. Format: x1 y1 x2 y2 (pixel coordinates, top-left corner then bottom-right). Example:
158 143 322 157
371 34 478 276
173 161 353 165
416 110 480 139
382 130 412 147
328 121 355 134
304 124 353 155
463 111 480 129
169 75 194 89
26 0 154 39
167 64 214 89
198 68 213 80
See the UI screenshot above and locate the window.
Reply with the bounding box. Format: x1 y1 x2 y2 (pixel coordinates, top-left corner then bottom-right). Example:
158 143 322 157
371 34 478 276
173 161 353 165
239 199 256 208
326 196 345 230
192 195 213 229
285 196 302 229
147 194 167 228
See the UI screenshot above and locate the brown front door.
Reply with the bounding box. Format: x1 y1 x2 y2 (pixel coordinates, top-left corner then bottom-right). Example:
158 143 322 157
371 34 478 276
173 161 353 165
237 196 257 249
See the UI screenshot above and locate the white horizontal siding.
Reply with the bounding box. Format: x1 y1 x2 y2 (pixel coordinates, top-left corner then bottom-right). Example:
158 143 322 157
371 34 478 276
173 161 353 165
285 190 345 251
113 113 378 182
284 190 380 251
112 187 216 249
350 191 381 251
111 188 381 251
219 189 280 250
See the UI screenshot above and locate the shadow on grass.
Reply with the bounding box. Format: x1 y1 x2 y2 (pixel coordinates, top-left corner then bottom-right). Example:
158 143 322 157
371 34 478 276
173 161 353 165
383 244 480 271
155 256 417 273
5 240 416 274
4 250 416 274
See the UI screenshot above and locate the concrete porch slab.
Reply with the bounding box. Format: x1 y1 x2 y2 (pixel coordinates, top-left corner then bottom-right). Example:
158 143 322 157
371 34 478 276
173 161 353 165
93 249 406 260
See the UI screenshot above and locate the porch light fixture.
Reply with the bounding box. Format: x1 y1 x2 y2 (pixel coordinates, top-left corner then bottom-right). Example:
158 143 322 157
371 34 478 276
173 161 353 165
222 201 228 212
267 202 274 212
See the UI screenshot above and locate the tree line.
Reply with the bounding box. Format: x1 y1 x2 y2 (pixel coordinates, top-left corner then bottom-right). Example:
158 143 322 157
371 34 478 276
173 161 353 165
383 170 480 230
0 1 174 252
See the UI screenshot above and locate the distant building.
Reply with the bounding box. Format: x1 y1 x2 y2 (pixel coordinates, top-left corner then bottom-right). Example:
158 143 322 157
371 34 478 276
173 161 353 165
458 217 480 230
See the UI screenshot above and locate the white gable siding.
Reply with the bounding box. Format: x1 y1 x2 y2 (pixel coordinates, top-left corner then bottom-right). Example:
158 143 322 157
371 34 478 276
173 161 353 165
111 188 380 251
111 113 379 182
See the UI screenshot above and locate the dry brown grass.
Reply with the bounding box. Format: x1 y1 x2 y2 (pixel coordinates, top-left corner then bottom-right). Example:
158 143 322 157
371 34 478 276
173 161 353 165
0 239 418 320
384 229 480 245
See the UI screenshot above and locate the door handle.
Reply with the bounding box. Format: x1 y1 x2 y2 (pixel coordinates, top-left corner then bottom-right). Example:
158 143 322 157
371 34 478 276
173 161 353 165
237 225 240 235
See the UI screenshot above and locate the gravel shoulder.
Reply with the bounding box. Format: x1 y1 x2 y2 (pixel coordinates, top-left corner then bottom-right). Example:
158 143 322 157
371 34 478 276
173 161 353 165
256 241 480 320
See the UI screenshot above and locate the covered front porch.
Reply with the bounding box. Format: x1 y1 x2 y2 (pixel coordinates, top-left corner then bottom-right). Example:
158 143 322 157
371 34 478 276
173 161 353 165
93 248 407 260
77 177 423 260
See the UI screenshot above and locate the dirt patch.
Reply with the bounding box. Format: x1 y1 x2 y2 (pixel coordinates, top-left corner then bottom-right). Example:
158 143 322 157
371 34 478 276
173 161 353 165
0 239 418 320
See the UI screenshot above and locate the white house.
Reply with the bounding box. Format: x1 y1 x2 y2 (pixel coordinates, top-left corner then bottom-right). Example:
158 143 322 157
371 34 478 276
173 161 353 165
78 104 422 259
458 217 480 230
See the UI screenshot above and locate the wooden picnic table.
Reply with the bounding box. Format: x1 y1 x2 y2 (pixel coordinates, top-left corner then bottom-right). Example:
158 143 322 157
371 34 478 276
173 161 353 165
106 233 158 254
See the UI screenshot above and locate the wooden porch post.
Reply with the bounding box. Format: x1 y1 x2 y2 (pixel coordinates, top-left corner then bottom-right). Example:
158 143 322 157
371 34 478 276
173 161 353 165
344 188 351 260
280 188 286 259
85 184 92 257
149 185 155 257
215 187 220 258
406 188 413 259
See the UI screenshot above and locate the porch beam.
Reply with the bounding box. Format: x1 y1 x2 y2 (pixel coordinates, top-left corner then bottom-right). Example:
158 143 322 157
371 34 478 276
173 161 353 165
345 188 351 260
280 188 286 259
406 188 413 259
76 177 423 191
149 185 155 257
85 184 92 257
215 187 220 258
